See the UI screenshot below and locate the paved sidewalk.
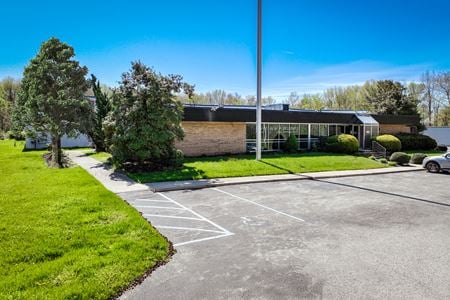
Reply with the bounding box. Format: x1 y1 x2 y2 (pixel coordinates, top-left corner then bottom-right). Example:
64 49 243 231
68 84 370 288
65 151 148 193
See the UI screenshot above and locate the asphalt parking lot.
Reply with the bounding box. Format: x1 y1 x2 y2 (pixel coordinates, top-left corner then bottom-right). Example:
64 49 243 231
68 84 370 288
120 171 450 299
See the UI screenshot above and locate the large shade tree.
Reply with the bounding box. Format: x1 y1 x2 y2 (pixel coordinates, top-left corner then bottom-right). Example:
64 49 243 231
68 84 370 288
16 38 92 167
364 80 419 115
108 61 193 169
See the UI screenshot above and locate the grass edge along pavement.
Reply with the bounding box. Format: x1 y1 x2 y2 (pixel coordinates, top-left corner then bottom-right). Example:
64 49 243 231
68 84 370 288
77 149 448 183
0 140 173 299
128 152 388 183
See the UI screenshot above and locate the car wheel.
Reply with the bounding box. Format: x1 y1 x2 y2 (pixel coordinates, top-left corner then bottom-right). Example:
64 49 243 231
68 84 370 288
426 161 440 173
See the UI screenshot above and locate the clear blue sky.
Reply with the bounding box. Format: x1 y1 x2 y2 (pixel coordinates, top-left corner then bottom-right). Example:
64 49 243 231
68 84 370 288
1 0 450 99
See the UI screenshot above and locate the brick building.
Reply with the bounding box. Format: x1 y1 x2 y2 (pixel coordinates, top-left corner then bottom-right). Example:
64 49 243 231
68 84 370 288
176 104 420 156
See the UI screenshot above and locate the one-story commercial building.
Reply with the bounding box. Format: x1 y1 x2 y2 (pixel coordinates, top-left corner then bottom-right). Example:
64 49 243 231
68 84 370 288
176 104 421 156
24 103 421 155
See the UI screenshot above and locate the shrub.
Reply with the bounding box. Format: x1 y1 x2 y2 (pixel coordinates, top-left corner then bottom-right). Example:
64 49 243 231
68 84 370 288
379 158 388 164
437 144 448 151
283 134 298 153
325 134 359 154
388 161 397 166
368 155 376 160
168 149 184 168
409 153 427 164
6 130 25 140
389 152 411 165
375 134 401 152
394 133 437 150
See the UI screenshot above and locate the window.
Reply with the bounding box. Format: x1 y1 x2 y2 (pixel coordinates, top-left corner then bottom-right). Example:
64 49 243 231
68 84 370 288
329 125 337 136
300 124 308 138
269 124 279 138
319 124 328 137
246 123 256 140
246 122 363 152
280 124 290 137
310 124 320 138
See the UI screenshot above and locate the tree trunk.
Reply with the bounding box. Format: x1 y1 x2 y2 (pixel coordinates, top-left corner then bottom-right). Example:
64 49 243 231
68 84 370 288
50 135 62 168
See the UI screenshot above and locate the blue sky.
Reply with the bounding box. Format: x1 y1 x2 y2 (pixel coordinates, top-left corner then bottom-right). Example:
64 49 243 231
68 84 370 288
1 0 450 99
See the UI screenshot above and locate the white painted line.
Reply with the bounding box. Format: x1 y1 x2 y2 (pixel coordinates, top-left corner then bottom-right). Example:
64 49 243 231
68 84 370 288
143 214 205 221
174 232 234 247
134 205 185 210
155 225 225 234
134 199 171 203
212 188 305 222
158 193 233 234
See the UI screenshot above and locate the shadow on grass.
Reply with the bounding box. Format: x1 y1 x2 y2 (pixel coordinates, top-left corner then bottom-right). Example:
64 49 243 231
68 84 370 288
260 160 295 174
184 151 348 163
129 166 207 183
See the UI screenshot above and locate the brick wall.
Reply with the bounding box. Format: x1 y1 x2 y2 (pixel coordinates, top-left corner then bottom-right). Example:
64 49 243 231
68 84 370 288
379 124 412 134
176 121 246 156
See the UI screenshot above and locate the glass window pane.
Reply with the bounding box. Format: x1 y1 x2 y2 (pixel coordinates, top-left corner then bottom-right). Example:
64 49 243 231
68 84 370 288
269 124 279 139
311 124 320 138
290 124 300 137
329 125 337 136
300 124 308 138
320 124 328 136
280 124 290 137
246 123 256 139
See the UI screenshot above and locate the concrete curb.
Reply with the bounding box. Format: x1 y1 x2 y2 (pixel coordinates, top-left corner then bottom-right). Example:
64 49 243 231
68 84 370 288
146 166 424 192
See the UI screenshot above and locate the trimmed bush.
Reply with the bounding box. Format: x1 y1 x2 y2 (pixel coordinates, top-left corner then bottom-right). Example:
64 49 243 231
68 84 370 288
379 158 388 164
437 145 448 151
394 133 437 150
325 134 359 154
283 134 298 153
389 152 411 165
409 153 427 164
375 134 401 152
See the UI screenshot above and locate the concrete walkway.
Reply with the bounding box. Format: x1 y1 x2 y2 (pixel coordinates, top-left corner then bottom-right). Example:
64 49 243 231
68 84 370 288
66 151 148 193
66 150 423 193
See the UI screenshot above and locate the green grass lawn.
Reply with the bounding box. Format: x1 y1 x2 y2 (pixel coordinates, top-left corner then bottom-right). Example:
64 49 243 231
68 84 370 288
84 151 112 163
0 140 171 299
129 152 387 183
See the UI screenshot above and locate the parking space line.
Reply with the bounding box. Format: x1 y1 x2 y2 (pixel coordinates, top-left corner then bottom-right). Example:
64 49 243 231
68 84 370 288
135 199 171 203
174 233 234 247
212 188 306 222
158 192 233 234
134 205 185 210
155 225 226 234
143 214 205 221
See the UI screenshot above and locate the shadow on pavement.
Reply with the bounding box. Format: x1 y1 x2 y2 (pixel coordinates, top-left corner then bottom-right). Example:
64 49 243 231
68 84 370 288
317 178 450 208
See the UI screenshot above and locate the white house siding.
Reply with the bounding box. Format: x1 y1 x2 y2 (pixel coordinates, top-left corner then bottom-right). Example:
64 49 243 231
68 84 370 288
423 127 450 146
25 133 93 149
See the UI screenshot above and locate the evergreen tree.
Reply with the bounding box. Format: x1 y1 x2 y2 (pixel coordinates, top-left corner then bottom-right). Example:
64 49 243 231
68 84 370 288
15 38 91 167
90 74 111 152
108 61 193 169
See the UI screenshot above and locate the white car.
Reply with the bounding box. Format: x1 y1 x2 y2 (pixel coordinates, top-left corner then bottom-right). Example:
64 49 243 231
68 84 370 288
422 152 450 173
